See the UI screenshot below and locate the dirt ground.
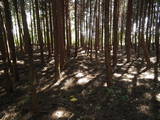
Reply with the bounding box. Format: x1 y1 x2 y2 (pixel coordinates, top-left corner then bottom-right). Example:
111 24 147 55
0 49 160 120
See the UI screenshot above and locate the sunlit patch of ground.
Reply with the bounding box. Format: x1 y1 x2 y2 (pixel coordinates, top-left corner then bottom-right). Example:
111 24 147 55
128 66 137 74
77 77 91 85
0 70 4 75
75 72 85 78
150 57 156 63
113 73 122 78
50 108 74 120
0 48 159 120
61 78 76 90
139 69 155 79
143 92 152 100
0 111 17 120
156 93 160 102
137 104 151 116
17 60 24 65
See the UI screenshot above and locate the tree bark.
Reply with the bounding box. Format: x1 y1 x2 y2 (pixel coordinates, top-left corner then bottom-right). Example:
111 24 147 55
20 0 39 114
35 0 44 64
112 0 119 66
125 0 133 62
3 0 19 82
104 0 112 86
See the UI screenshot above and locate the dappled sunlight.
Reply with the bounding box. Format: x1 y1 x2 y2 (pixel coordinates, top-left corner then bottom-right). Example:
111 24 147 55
42 72 46 76
140 67 148 72
42 66 48 72
113 73 122 78
137 104 151 116
80 50 85 54
17 60 24 65
38 84 51 92
34 59 41 62
0 70 4 75
123 73 134 79
50 108 74 120
114 72 134 82
60 71 65 75
60 73 96 90
77 77 91 85
150 57 156 63
121 67 127 71
0 88 6 96
128 66 137 74
49 59 55 64
121 78 132 82
0 0 159 118
103 82 108 87
0 111 17 120
156 93 160 102
0 2 3 8
139 70 154 79
75 72 85 78
79 64 88 69
77 73 98 86
117 63 124 66
53 78 64 87
33 52 41 56
61 78 75 90
143 93 152 100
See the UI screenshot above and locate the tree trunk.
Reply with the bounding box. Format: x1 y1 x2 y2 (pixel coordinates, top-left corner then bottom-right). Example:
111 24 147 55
53 0 65 80
75 0 78 57
20 0 39 114
35 0 44 64
112 0 119 66
3 0 19 82
0 9 13 94
125 0 133 62
13 0 24 52
104 0 112 86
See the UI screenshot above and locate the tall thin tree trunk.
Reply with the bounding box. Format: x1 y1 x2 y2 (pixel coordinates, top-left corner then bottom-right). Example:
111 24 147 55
75 0 78 57
53 0 65 80
3 0 19 82
13 0 23 52
35 0 44 64
20 0 39 114
0 9 13 94
125 0 133 62
104 0 112 86
112 0 119 67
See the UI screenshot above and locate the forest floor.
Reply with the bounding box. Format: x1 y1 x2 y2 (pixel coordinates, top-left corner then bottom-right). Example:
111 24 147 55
0 48 160 120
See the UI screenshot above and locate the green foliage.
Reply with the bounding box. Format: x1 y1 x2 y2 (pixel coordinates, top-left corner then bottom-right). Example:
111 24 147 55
70 95 78 102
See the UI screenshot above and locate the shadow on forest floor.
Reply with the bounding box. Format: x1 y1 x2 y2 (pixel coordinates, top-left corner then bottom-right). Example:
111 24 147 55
0 49 160 120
